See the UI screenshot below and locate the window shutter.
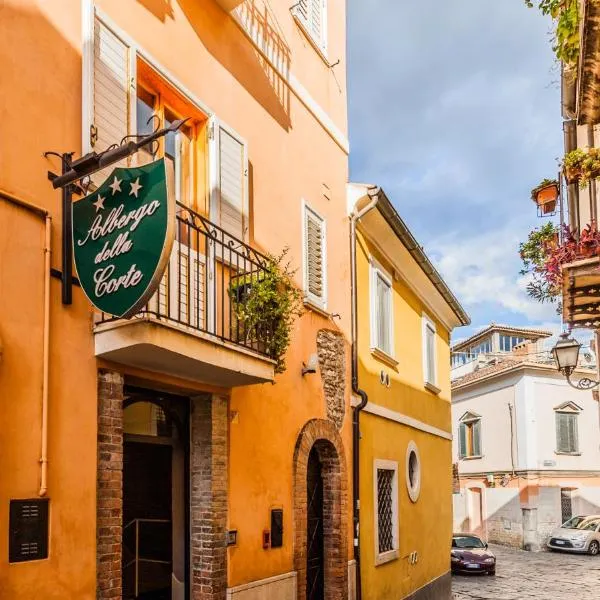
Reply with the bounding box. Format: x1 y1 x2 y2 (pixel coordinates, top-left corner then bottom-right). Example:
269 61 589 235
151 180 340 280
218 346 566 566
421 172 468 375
556 413 569 453
425 325 435 383
218 126 246 241
297 0 326 50
472 420 481 457
304 207 325 305
92 18 132 185
376 274 390 354
566 414 578 453
459 423 467 459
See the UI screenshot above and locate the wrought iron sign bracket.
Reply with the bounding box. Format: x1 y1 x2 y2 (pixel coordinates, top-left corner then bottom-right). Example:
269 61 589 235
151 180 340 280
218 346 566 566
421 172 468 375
44 118 189 305
566 372 600 391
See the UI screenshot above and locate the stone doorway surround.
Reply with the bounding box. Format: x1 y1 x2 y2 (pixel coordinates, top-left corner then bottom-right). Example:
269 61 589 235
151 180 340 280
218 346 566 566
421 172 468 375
96 370 228 600
293 419 348 600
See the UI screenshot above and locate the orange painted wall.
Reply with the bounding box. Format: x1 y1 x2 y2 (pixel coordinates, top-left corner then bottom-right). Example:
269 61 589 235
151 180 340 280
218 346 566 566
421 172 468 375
0 0 350 596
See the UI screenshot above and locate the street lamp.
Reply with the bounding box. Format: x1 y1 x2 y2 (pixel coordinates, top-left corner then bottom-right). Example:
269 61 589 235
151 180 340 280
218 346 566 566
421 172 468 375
551 332 600 390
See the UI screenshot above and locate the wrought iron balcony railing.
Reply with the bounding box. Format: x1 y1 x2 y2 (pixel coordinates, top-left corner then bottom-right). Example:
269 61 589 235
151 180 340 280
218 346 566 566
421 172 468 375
97 203 275 359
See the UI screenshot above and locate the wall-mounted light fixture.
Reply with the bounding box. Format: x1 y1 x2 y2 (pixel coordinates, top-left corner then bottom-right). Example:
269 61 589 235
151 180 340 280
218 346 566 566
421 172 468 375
552 332 600 390
302 353 319 376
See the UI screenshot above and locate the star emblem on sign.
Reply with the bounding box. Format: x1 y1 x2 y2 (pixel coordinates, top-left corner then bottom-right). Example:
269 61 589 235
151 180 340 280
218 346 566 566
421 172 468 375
92 194 105 213
129 177 143 198
109 176 122 195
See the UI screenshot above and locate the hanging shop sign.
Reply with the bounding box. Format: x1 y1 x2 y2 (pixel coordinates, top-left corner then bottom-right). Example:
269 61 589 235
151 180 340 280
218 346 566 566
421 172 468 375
72 158 174 318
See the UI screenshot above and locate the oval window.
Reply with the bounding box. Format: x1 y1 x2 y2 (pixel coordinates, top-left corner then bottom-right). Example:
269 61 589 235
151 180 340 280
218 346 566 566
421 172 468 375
406 441 421 503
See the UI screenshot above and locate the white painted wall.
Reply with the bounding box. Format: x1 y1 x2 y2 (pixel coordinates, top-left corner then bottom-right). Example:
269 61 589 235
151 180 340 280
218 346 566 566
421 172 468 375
530 375 600 470
452 373 520 474
453 367 600 475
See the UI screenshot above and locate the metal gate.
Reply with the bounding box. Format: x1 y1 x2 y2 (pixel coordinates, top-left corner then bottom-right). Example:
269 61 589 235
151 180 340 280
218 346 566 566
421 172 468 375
561 488 573 524
306 447 324 600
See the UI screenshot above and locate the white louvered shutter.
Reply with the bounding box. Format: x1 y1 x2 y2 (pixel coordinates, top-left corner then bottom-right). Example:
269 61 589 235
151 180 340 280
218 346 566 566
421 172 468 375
304 207 326 306
297 0 326 51
458 423 467 459
92 18 132 186
218 126 247 241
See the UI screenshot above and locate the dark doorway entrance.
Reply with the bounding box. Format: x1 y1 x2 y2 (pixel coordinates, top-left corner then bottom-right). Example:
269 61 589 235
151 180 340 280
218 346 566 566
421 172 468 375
122 391 189 600
306 446 324 600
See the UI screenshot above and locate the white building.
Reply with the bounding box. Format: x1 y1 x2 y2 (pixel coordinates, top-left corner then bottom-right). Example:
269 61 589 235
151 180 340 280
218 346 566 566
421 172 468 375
451 324 600 551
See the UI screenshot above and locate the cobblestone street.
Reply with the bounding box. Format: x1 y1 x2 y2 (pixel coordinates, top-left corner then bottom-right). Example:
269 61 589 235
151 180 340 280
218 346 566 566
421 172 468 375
452 544 600 599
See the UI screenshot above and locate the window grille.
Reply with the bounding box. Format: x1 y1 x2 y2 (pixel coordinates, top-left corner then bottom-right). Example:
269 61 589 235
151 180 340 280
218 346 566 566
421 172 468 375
377 469 394 554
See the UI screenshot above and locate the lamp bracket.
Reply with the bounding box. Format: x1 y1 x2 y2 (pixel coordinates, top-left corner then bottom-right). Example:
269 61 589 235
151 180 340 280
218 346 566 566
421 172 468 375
565 373 600 391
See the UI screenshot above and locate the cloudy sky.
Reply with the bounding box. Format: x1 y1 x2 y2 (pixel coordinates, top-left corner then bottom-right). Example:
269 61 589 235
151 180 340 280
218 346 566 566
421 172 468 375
347 0 567 343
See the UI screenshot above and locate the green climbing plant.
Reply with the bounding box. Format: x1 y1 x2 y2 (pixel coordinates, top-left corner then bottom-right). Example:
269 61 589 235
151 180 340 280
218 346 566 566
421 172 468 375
525 0 580 65
230 248 303 374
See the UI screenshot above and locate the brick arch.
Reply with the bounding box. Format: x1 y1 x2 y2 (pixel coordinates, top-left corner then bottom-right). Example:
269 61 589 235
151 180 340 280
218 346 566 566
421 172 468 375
293 419 348 600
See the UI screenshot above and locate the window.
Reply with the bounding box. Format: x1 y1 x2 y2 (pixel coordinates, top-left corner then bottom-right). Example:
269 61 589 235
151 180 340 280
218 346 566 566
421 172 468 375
561 488 574 523
458 412 482 459
293 0 328 55
555 407 580 454
303 204 327 309
373 459 399 565
468 339 491 356
406 442 421 503
499 335 526 352
422 315 437 389
370 261 394 358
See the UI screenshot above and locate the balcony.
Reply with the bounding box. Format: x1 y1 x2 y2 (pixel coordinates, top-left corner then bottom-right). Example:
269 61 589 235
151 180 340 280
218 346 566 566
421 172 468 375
562 256 600 329
94 204 276 386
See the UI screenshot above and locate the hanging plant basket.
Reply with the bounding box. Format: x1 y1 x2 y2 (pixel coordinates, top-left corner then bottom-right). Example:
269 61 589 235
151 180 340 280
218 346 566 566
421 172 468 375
531 179 559 215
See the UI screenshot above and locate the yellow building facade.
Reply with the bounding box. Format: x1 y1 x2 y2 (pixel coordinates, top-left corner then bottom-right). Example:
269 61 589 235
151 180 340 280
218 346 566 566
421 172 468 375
0 1 354 599
349 185 470 600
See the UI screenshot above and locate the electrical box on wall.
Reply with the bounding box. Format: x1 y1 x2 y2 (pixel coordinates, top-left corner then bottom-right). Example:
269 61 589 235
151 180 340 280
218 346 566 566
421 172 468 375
270 509 283 548
9 499 49 563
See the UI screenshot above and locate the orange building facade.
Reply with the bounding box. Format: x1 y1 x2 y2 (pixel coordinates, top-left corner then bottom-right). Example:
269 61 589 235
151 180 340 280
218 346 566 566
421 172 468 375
0 1 353 599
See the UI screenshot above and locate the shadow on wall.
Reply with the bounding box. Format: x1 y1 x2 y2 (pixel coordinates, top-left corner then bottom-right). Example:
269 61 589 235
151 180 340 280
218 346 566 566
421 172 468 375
453 483 600 551
138 0 292 131
137 0 175 22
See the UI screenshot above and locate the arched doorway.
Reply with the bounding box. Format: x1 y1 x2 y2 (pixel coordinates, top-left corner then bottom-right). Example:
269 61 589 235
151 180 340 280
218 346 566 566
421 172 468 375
307 447 324 600
293 419 348 600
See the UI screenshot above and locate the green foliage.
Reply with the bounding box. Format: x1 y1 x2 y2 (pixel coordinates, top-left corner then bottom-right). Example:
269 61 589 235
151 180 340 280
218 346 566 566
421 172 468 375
519 222 558 275
563 147 600 187
231 248 303 374
525 0 580 65
519 222 562 310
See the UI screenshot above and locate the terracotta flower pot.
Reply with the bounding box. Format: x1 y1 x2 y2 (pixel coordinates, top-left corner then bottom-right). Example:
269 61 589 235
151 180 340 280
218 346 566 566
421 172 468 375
533 183 559 214
565 165 582 184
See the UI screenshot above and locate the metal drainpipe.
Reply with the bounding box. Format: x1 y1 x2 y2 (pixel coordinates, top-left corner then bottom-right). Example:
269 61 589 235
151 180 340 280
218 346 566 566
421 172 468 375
564 119 580 232
350 186 380 600
0 190 52 496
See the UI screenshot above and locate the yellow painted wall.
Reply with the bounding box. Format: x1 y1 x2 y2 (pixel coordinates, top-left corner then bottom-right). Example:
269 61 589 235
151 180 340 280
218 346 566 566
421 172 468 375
0 0 350 597
356 230 453 599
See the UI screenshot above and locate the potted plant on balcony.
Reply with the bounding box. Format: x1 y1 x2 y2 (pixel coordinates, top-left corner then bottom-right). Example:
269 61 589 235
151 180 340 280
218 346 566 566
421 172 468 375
519 221 600 310
229 248 302 374
531 178 559 215
563 148 600 186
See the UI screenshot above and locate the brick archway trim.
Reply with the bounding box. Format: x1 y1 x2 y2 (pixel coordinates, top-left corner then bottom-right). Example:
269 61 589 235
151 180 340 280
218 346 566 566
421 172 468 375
293 418 348 600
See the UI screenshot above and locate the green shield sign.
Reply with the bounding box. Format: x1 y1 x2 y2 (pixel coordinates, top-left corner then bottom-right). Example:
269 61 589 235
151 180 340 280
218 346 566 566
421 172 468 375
72 158 175 318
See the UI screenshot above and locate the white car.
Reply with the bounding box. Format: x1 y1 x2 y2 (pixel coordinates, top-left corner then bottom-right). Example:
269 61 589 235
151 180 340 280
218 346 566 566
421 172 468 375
547 515 600 555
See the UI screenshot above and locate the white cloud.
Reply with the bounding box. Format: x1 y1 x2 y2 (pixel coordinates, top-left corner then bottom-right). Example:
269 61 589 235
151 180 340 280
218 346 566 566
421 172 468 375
428 223 560 323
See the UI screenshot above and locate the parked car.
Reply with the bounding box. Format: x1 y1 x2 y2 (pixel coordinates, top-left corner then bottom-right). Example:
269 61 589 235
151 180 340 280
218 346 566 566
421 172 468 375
451 533 496 575
547 515 600 555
